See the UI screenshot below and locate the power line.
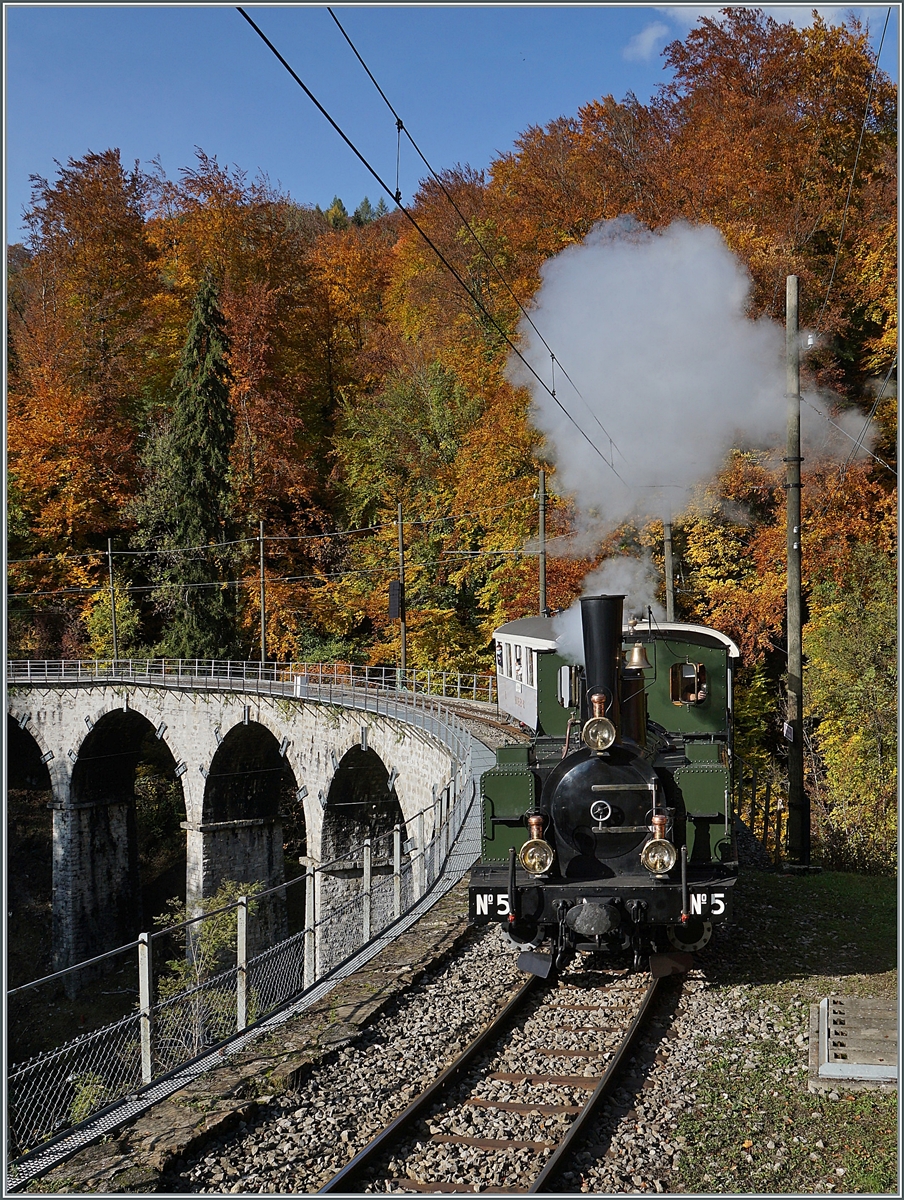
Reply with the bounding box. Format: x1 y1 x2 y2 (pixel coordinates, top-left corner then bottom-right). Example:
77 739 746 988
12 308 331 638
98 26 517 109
8 497 548 569
801 394 896 476
235 6 626 483
840 357 897 477
325 6 626 467
8 542 559 603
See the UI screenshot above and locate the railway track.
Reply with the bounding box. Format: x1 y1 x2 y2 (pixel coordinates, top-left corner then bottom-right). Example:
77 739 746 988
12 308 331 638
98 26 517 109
319 966 667 1195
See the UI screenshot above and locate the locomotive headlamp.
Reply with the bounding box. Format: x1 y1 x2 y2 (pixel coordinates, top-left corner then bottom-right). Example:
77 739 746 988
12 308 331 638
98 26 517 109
582 716 616 753
640 837 678 875
519 838 555 875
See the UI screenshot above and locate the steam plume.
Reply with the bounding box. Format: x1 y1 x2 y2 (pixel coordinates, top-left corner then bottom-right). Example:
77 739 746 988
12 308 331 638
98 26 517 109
509 218 789 527
506 218 861 643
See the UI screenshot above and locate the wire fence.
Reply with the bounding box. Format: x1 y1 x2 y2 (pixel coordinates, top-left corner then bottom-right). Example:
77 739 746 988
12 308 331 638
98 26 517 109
735 757 788 860
8 720 473 1161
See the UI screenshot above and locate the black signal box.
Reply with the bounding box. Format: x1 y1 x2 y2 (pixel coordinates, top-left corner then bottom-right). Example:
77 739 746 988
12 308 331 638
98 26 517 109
388 579 405 619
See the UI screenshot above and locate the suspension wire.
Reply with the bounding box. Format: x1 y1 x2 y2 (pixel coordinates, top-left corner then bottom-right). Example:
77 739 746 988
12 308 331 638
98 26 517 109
8 543 561 603
815 6 891 330
237 7 625 482
801 394 896 475
807 355 898 524
395 117 403 204
325 5 625 465
7 497 549 570
840 356 897 478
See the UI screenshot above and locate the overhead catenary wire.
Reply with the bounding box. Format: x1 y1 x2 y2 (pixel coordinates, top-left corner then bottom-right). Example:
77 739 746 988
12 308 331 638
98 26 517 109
801 394 895 476
8 495 558 568
325 6 625 467
235 6 626 483
839 356 897 477
8 543 561 603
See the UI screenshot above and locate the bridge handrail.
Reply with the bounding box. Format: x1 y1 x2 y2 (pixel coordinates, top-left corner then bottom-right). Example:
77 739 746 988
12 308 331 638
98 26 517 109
6 658 496 704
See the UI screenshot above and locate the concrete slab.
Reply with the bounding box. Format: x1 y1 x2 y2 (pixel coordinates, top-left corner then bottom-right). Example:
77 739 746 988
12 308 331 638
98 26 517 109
808 996 897 1094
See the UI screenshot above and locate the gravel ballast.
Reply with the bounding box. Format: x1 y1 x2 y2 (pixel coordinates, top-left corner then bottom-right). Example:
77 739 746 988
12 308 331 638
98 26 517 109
170 926 526 1194
33 854 896 1195
164 869 896 1197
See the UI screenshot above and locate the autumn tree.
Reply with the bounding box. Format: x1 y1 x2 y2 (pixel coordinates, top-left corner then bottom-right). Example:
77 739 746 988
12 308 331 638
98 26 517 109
804 545 896 872
7 152 160 655
7 152 159 552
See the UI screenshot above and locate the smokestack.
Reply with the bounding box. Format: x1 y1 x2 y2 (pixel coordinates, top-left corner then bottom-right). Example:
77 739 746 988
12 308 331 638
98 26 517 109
580 595 624 735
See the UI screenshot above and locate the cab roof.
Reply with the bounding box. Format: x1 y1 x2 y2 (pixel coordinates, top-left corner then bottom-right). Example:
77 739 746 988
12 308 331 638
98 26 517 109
494 615 740 659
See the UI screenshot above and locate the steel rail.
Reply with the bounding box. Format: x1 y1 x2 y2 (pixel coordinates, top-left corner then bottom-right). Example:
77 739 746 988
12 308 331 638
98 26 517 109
319 971 666 1195
528 974 664 1193
318 973 540 1194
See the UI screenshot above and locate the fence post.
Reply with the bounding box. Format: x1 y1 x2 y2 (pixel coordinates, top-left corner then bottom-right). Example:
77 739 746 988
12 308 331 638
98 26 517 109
237 896 247 1031
774 798 784 865
304 869 316 989
761 781 772 850
138 932 153 1086
416 809 425 898
363 838 372 942
736 768 744 824
750 765 759 836
393 824 402 919
438 786 445 859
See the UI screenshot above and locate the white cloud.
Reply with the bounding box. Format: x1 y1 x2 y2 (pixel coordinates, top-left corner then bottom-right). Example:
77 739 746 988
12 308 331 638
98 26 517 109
623 20 672 62
655 5 881 32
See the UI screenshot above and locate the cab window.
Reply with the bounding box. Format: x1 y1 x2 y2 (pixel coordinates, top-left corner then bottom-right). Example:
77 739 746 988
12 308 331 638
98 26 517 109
671 662 708 705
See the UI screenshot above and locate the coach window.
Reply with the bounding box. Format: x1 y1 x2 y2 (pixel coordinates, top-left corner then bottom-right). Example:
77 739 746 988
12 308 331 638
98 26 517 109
504 642 512 678
526 649 534 687
496 643 503 672
514 644 523 681
671 662 708 705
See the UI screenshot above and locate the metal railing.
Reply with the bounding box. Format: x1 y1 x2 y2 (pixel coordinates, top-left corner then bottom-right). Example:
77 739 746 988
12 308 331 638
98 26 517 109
735 757 787 859
7 659 497 705
7 776 473 1161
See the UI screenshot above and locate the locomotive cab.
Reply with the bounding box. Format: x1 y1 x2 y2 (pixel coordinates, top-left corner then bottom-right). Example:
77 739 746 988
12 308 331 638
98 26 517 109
470 594 739 974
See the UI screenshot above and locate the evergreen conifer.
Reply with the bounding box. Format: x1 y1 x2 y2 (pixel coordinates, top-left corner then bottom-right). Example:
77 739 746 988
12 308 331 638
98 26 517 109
132 272 239 658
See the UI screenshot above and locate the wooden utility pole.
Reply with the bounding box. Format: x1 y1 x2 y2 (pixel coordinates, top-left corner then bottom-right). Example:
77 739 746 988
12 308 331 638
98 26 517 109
663 520 675 621
107 538 119 661
538 469 548 616
397 502 407 680
785 275 808 863
259 521 266 664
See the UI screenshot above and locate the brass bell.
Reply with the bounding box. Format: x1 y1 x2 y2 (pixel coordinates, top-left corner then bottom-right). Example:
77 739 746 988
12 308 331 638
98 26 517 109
624 642 652 671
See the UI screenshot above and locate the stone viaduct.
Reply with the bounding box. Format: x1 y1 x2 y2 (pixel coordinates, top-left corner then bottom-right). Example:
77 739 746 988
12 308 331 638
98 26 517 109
6 669 467 974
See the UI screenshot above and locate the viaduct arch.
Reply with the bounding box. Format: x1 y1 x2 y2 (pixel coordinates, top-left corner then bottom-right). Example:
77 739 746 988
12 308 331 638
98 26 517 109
7 680 458 974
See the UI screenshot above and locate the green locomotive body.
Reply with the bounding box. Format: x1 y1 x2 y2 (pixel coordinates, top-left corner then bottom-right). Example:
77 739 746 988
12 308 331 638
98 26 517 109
470 596 740 974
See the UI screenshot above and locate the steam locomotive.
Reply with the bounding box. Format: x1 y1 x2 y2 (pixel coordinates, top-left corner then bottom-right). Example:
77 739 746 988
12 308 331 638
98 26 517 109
468 594 739 975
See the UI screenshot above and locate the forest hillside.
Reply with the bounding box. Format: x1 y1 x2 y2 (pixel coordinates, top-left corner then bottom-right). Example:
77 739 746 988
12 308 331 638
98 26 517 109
7 9 897 871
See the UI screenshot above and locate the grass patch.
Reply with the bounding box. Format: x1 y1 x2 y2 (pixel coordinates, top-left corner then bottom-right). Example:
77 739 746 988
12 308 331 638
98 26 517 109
673 868 897 1193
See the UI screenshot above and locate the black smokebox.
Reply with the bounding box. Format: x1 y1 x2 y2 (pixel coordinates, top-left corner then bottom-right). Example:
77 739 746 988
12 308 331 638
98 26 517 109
580 594 624 735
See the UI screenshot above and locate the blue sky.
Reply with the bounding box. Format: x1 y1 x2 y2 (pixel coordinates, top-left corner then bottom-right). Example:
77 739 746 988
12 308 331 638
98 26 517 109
4 4 898 244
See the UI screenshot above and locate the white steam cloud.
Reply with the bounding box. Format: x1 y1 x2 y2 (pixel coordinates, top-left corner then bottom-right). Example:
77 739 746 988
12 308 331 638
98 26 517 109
552 556 665 665
507 218 863 625
508 218 788 528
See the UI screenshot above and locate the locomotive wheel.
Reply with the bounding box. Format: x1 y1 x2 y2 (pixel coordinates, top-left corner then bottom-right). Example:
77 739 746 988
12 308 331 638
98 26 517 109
667 917 713 952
